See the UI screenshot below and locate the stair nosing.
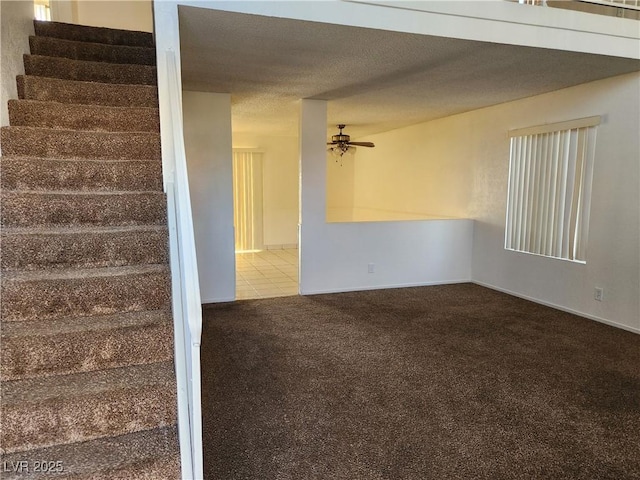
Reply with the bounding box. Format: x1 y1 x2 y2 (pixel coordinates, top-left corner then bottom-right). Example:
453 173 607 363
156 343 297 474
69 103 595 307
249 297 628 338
2 189 165 195
30 34 156 52
0 225 168 236
2 124 160 137
1 264 169 283
0 154 162 164
1 361 175 405
8 98 159 113
1 309 172 339
18 74 159 90
25 53 158 71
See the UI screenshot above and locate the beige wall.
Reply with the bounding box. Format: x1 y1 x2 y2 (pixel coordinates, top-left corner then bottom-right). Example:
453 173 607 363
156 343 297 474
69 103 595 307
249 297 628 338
233 133 299 248
52 0 153 32
326 150 355 221
326 119 474 222
354 122 474 219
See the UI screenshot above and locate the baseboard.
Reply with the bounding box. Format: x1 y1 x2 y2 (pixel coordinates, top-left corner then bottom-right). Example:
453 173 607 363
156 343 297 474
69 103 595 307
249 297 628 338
265 244 298 250
473 280 640 335
201 295 236 304
300 279 471 296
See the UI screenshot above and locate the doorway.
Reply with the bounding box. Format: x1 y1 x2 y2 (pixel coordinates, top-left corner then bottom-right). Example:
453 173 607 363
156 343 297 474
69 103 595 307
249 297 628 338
232 149 299 299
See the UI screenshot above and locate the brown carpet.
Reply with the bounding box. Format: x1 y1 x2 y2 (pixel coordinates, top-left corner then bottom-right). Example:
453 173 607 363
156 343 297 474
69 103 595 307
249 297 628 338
1 20 179 478
202 283 640 480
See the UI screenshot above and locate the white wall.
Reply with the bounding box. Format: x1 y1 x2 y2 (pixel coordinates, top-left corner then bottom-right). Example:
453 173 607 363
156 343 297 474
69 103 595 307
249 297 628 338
232 133 299 248
51 0 153 32
461 73 638 332
1 0 34 141
182 91 235 303
321 72 639 332
300 100 473 295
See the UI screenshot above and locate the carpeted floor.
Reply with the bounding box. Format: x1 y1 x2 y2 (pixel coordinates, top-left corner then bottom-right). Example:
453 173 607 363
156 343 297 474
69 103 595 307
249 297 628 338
201 283 640 479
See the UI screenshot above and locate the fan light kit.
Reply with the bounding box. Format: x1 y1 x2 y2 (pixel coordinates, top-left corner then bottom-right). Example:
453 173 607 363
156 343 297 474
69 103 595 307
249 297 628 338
327 124 375 158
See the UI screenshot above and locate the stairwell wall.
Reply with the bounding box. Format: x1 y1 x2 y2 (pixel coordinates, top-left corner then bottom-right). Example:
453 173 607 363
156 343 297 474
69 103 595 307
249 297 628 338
0 0 34 147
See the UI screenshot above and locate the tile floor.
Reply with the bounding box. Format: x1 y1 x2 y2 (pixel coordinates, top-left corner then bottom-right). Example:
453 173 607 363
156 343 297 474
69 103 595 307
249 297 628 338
236 248 299 300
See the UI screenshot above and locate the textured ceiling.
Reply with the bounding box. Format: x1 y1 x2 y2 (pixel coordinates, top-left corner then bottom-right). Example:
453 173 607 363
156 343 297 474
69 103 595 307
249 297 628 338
179 6 640 138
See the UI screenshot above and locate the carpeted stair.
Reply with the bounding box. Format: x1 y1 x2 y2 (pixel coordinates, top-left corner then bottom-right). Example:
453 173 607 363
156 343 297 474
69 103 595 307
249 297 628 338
0 20 181 479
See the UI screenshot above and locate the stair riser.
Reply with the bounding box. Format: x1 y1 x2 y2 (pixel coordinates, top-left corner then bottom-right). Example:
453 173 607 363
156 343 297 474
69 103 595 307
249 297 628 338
1 269 171 322
17 75 159 108
1 383 176 453
1 192 167 228
29 36 156 66
24 55 157 85
8 100 160 132
34 20 154 48
1 229 168 271
1 323 174 381
1 157 163 192
1 127 161 161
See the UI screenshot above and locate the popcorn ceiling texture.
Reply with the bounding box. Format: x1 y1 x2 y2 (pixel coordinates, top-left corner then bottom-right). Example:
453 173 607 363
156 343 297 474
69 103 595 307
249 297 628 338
179 7 640 138
0 20 180 478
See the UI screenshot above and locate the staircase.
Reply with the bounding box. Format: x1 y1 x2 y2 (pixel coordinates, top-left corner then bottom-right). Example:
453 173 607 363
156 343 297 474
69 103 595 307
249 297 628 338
0 21 181 478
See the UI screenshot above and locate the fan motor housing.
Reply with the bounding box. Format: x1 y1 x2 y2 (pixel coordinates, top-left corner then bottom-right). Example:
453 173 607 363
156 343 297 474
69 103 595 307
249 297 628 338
332 133 350 143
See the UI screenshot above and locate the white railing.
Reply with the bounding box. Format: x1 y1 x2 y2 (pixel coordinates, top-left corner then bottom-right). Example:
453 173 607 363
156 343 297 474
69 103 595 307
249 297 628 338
515 0 640 9
164 49 204 480
581 0 640 10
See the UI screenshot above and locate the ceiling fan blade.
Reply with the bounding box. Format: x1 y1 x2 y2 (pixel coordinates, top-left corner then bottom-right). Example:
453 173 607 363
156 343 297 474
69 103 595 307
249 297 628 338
348 142 375 147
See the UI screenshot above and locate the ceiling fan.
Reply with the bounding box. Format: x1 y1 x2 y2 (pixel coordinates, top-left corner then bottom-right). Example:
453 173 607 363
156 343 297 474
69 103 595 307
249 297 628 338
327 124 375 157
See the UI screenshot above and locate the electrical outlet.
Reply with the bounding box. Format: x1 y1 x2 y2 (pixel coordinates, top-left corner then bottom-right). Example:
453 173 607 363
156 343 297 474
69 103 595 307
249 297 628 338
368 263 375 273
594 287 603 302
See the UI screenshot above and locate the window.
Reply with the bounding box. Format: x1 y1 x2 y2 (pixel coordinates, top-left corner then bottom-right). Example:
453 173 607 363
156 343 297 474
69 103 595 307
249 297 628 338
505 116 599 263
34 0 51 21
232 150 264 252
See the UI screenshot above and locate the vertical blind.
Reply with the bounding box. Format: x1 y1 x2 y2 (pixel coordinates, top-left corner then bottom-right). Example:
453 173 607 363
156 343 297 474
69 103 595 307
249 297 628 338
505 117 599 262
233 151 264 252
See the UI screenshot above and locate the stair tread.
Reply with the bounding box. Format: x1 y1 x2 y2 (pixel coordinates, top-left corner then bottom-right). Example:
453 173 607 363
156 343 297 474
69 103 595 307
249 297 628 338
1 126 161 161
24 54 157 86
17 75 159 108
2 189 164 196
9 99 160 133
0 426 179 480
34 20 154 48
1 224 167 236
9 98 159 115
2 263 168 283
2 124 160 136
1 361 175 405
1 309 171 339
29 35 156 66
0 155 162 168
